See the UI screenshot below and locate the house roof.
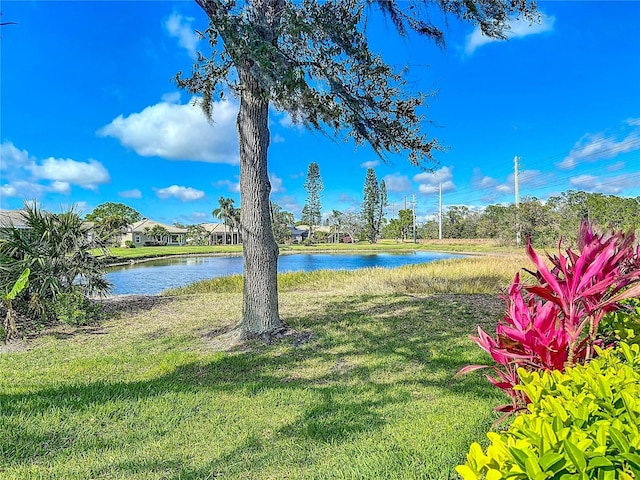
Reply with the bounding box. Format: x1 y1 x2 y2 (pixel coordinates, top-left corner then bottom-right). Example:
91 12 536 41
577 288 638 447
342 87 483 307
0 209 94 231
128 219 187 234
200 222 238 233
0 209 28 228
294 224 332 233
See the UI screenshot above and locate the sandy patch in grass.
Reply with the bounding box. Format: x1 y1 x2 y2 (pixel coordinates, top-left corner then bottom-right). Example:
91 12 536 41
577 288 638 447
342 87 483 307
0 339 27 354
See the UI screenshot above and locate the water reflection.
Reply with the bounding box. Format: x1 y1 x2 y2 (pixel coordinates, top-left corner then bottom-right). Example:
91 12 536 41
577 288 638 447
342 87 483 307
105 251 462 296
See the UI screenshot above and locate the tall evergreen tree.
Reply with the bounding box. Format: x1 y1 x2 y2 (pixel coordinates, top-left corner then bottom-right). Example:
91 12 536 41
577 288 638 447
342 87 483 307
362 168 388 243
302 162 323 241
377 180 388 237
179 0 538 339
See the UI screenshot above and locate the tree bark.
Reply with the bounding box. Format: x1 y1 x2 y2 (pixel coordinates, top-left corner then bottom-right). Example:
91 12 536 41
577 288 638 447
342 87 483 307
236 62 283 339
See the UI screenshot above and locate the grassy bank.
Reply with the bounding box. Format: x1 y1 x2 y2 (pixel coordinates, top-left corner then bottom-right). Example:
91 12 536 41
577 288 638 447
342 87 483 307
103 239 520 262
0 254 530 479
166 253 529 296
105 244 243 260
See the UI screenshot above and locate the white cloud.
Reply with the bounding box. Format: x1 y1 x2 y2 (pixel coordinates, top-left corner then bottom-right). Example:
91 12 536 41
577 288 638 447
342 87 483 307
517 169 546 187
0 141 34 169
275 195 302 215
119 189 142 199
279 112 294 128
414 166 456 194
419 181 455 195
73 201 90 214
190 212 208 221
0 180 46 198
214 178 240 193
50 181 71 194
568 174 637 195
496 184 513 194
98 96 239 164
269 173 285 193
607 161 625 172
0 184 19 197
496 169 546 194
155 185 205 201
471 168 498 189
361 160 380 169
626 118 640 127
382 173 412 193
558 129 640 170
272 134 285 143
0 141 110 196
465 13 555 55
29 157 110 190
161 92 181 104
164 12 199 57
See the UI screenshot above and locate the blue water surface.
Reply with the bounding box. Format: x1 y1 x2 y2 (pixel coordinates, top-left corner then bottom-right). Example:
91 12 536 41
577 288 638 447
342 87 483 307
105 251 463 295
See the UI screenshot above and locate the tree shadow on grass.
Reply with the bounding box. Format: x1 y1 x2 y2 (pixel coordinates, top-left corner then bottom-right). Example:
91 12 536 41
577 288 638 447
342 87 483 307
0 292 505 477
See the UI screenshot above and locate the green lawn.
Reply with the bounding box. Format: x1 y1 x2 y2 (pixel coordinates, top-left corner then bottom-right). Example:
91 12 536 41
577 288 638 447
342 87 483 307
105 244 244 260
104 239 520 262
0 255 527 479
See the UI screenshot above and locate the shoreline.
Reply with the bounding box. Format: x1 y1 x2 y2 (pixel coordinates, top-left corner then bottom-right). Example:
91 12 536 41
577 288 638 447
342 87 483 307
104 246 495 268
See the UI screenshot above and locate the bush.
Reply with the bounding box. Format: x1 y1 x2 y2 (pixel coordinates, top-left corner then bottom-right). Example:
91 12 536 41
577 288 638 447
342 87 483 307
52 289 103 326
599 298 640 348
0 202 110 324
124 240 136 248
457 343 640 480
459 221 640 414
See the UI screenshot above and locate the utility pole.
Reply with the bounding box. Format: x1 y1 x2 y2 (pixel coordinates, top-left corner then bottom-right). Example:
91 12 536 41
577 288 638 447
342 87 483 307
412 193 417 244
514 156 521 247
438 183 443 240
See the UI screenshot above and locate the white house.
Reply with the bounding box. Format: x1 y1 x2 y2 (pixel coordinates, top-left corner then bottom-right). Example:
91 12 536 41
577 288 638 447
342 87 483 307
201 222 242 245
120 219 187 247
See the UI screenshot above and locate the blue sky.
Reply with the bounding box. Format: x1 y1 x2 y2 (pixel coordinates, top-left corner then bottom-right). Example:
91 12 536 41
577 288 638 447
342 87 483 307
1 1 639 225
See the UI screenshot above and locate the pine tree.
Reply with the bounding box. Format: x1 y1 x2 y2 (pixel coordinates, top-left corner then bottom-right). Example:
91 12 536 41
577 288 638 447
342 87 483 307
302 162 323 241
377 180 388 238
178 0 538 339
362 168 380 243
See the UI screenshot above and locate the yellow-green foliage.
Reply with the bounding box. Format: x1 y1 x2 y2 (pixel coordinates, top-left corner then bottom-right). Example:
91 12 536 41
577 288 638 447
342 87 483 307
457 343 640 480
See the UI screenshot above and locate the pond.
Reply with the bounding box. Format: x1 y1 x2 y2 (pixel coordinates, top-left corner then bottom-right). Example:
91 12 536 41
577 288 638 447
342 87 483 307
104 251 464 296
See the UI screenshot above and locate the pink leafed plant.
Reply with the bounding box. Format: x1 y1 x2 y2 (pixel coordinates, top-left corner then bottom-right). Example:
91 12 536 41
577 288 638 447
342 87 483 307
459 220 640 414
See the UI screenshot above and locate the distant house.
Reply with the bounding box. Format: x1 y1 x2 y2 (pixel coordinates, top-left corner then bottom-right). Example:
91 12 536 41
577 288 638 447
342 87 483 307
294 224 351 243
201 222 242 245
0 209 28 229
120 219 187 247
289 226 309 244
0 209 97 240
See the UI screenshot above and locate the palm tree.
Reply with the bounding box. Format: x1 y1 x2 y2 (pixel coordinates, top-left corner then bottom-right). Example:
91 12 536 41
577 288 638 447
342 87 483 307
0 202 110 319
328 209 342 243
213 197 240 243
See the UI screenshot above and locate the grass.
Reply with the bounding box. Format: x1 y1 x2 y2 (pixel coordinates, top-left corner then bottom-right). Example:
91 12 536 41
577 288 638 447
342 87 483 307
103 239 520 262
104 244 243 260
165 253 530 296
0 254 530 479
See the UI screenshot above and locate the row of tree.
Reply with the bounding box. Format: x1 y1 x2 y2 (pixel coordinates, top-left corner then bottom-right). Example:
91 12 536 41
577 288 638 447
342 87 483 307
415 191 640 247
82 188 640 249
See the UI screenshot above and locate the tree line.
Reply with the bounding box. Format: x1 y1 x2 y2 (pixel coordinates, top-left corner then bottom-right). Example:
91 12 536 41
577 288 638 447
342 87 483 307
81 183 640 249
416 191 640 247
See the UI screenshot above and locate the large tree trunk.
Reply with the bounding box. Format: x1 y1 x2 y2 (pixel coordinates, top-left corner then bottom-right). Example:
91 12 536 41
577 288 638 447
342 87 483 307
236 62 283 339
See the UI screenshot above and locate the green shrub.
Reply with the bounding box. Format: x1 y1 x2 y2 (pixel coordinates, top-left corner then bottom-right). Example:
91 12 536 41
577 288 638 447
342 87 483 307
52 289 103 326
457 343 640 480
599 299 640 347
124 240 136 248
